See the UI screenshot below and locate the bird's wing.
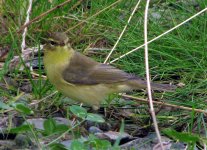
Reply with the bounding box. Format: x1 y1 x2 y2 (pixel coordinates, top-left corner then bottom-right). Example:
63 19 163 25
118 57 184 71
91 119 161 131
62 52 137 85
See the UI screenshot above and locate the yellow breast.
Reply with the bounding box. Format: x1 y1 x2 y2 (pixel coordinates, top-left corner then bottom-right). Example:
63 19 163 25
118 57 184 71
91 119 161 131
43 46 73 84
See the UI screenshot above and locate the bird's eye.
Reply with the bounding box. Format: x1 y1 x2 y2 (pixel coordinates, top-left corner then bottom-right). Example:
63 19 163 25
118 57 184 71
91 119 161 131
50 41 56 45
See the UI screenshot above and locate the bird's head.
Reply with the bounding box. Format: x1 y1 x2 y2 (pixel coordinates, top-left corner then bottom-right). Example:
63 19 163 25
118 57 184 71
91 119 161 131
43 32 71 52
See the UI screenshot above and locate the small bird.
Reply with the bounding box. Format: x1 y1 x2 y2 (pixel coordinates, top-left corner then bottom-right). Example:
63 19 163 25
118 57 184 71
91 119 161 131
43 32 175 109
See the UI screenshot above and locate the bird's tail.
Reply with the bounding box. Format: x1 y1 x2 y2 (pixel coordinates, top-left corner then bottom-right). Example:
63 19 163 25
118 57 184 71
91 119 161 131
150 82 176 91
128 79 176 92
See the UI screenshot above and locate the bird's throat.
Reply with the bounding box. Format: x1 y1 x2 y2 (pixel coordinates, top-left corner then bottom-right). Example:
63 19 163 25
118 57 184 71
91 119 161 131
44 46 73 66
43 46 74 84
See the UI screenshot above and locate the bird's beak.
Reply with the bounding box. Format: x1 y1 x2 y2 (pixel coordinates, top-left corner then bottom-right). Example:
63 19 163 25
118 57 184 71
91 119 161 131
40 37 51 52
43 44 51 52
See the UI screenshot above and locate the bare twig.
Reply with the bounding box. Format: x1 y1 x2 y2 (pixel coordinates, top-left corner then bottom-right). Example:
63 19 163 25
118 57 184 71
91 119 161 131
9 46 43 70
65 0 123 33
29 91 58 106
63 15 115 30
144 0 163 149
21 0 33 51
110 7 207 64
31 71 47 79
104 0 141 63
68 0 83 12
121 94 207 115
17 0 72 33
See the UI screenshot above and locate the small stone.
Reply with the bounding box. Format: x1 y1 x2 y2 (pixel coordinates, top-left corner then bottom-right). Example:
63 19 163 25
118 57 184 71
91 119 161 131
120 138 150 150
25 118 45 130
84 120 111 131
60 140 72 148
95 131 131 142
24 117 72 130
14 134 32 148
177 82 185 87
0 140 16 150
151 12 161 20
88 126 103 134
53 117 72 126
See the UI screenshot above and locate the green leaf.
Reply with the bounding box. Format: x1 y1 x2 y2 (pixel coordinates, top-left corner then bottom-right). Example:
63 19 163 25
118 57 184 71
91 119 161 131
90 139 111 149
43 118 56 135
0 101 11 109
86 113 105 123
70 140 87 150
69 105 87 119
9 125 31 133
49 143 67 150
54 124 69 133
163 128 200 144
14 103 33 115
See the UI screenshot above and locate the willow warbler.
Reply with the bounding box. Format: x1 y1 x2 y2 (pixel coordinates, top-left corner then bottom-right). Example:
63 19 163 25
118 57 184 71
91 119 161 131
43 32 175 109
